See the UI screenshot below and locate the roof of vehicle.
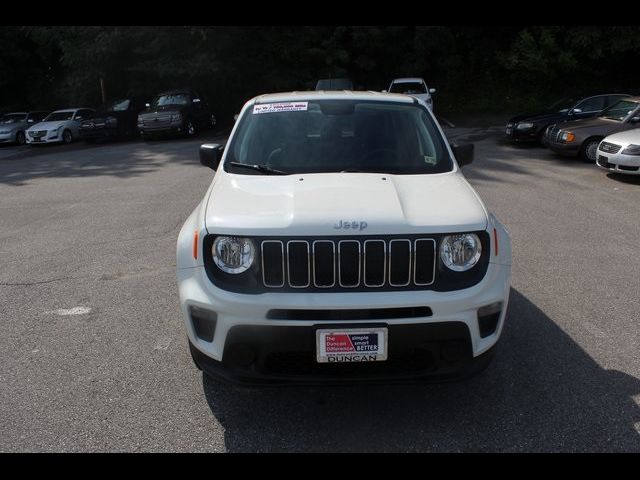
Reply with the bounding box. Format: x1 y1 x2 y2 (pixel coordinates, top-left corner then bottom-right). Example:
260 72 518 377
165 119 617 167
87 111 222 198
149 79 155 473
4 112 27 115
391 78 426 83
253 90 416 104
616 95 640 102
156 89 192 96
51 108 87 113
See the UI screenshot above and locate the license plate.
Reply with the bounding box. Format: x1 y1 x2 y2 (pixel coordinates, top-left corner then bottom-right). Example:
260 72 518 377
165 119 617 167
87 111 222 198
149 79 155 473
316 327 388 363
505 128 512 135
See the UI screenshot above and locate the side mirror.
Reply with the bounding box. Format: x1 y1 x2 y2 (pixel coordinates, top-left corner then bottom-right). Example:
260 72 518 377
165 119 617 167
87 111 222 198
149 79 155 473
429 88 437 94
233 113 239 121
630 116 640 123
451 142 474 167
571 108 582 114
200 143 223 170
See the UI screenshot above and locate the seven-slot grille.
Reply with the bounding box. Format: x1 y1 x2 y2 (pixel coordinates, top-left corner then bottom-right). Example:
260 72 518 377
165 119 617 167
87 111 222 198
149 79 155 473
546 124 561 141
260 238 436 290
598 141 622 154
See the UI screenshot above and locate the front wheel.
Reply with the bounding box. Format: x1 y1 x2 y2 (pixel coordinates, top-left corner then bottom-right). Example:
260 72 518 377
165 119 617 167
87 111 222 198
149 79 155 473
16 131 26 145
62 129 73 144
581 138 601 163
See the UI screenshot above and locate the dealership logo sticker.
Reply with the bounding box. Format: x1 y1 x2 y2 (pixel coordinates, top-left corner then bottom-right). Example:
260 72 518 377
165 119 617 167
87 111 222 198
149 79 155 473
253 102 308 114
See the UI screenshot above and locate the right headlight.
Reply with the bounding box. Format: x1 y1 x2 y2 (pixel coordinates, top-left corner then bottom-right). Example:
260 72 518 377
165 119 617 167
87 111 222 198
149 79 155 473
440 233 482 272
621 144 640 155
212 236 255 274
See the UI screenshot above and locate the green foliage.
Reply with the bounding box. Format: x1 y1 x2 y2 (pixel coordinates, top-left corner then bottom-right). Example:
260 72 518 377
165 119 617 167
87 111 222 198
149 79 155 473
2 26 640 119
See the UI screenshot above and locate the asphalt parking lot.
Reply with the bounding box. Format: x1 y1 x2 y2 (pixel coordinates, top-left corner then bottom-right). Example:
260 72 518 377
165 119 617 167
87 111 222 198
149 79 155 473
1 123 639 452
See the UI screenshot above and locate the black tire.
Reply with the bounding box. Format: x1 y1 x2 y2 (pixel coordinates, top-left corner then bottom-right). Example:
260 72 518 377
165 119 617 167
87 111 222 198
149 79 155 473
188 340 203 371
62 129 73 144
580 137 601 163
185 119 196 137
16 131 25 146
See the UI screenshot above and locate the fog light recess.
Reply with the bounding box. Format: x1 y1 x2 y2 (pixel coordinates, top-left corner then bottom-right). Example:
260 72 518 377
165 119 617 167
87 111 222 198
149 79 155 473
189 306 218 342
477 302 502 338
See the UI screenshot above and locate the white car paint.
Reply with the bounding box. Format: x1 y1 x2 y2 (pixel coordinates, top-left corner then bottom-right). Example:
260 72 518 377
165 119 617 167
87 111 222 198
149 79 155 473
387 77 436 111
177 91 511 383
25 108 93 144
596 128 640 176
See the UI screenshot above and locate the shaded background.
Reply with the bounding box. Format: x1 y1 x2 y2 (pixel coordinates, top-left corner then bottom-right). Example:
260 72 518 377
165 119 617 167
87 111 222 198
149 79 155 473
3 26 640 123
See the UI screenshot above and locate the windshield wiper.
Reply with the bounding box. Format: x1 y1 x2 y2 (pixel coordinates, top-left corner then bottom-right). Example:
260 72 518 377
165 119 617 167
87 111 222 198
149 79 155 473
339 167 397 174
228 162 289 175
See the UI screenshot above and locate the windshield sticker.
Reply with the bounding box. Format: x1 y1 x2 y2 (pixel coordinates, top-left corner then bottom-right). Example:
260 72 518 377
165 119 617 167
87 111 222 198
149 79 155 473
253 102 308 114
423 155 437 165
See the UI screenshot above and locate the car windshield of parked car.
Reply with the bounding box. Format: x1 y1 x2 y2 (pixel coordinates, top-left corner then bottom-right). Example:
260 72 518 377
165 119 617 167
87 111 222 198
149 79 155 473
0 113 27 124
45 111 74 122
547 97 576 112
226 100 452 175
103 99 130 111
389 82 427 94
600 100 640 121
152 94 189 107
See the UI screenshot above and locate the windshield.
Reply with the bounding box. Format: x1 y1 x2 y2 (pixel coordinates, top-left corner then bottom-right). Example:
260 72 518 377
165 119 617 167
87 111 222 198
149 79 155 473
0 113 27 124
225 100 452 175
547 97 576 112
102 99 130 111
152 93 189 107
45 111 74 121
389 82 427 94
600 99 640 121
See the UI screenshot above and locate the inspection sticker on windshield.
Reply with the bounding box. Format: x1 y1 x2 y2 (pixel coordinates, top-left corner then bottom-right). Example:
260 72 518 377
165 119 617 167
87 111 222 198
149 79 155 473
253 102 308 114
316 327 388 363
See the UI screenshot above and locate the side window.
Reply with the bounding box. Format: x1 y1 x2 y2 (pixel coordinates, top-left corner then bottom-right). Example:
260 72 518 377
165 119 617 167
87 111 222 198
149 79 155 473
606 95 628 107
576 96 605 113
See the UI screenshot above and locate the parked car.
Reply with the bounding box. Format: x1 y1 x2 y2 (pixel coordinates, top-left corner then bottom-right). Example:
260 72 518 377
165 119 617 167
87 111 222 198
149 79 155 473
0 111 49 145
386 78 436 111
315 78 354 90
79 96 149 142
177 91 512 385
137 89 215 140
506 93 630 143
595 129 640 176
542 97 640 162
25 108 95 145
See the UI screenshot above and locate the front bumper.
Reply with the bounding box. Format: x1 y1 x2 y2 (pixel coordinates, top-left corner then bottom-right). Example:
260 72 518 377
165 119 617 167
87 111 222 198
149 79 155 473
505 125 539 142
178 260 511 384
139 122 184 137
542 136 580 156
26 132 62 144
596 151 640 175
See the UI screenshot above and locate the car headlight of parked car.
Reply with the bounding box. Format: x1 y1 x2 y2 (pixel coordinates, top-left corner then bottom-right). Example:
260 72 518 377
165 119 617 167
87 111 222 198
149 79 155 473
560 131 575 142
212 236 255 274
516 122 534 130
0 129 11 134
439 233 482 272
621 144 640 155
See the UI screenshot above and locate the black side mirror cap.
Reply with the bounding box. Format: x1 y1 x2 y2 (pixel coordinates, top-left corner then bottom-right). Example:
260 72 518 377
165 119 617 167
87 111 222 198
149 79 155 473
451 142 474 167
200 143 224 170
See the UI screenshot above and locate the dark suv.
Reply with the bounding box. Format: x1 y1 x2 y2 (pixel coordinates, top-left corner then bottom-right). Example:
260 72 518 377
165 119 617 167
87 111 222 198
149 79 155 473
137 89 215 140
79 96 149 142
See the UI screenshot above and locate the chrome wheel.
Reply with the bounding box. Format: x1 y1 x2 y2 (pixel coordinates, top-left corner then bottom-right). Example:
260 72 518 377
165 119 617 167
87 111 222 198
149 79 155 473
63 130 72 144
583 140 599 163
186 121 195 136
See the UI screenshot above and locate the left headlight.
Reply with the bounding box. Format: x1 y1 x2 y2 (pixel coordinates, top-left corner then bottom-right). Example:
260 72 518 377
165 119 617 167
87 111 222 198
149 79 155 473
516 122 534 130
440 233 482 272
560 131 575 142
621 144 640 155
212 236 255 274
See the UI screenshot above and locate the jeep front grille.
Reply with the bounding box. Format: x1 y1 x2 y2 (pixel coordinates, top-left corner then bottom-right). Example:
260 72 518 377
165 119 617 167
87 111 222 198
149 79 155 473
260 238 435 290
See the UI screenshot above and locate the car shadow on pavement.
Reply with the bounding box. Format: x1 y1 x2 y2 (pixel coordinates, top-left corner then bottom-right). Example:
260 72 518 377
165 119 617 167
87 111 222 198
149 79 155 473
606 172 640 185
202 288 640 452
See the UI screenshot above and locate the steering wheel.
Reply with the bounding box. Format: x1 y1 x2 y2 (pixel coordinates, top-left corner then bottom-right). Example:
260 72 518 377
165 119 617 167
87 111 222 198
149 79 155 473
358 148 396 164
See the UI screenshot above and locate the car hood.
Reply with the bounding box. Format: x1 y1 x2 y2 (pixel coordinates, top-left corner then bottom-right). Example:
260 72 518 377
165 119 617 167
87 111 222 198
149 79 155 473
26 121 68 131
139 105 185 116
602 128 640 144
204 171 487 236
555 116 618 131
509 110 565 124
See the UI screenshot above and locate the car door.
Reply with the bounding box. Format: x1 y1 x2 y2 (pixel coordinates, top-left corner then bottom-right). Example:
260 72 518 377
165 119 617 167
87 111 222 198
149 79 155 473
190 91 207 128
570 96 606 119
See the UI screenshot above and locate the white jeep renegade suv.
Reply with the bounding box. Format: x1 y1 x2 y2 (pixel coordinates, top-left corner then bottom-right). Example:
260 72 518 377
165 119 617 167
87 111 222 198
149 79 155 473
176 91 511 385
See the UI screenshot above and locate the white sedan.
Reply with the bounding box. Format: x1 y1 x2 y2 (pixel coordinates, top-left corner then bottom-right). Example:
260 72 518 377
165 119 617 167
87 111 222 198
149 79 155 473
596 129 640 176
25 108 94 145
